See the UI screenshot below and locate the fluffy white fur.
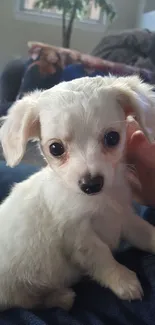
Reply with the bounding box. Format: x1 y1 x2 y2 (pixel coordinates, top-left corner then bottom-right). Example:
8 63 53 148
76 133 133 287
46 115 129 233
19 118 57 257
0 75 155 310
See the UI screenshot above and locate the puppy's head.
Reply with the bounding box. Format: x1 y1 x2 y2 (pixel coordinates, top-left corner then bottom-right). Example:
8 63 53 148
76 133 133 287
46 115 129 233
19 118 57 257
1 76 155 195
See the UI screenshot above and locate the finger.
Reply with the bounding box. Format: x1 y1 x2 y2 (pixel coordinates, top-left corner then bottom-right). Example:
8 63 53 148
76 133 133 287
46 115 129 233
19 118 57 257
127 171 144 205
126 117 141 153
129 131 147 153
126 117 140 141
129 131 155 168
126 130 144 161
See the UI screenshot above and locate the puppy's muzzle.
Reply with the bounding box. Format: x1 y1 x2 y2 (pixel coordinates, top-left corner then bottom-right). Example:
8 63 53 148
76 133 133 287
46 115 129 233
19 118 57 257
78 173 104 195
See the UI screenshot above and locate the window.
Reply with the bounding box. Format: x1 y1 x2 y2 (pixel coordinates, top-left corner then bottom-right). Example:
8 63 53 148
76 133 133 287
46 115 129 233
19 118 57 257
19 0 107 24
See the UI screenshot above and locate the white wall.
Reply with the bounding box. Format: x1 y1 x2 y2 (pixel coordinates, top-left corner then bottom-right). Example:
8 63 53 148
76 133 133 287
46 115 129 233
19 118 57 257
0 0 140 72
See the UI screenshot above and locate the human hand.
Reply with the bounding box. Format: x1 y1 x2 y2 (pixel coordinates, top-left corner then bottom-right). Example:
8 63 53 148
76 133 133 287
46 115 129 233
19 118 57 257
126 118 155 207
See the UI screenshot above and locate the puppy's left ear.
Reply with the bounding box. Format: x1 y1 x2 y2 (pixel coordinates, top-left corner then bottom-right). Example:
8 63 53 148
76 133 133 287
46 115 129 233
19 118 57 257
114 76 155 142
0 91 41 167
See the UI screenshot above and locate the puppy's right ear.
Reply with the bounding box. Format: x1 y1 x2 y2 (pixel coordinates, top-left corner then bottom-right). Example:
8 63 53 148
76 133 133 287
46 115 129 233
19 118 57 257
0 91 41 167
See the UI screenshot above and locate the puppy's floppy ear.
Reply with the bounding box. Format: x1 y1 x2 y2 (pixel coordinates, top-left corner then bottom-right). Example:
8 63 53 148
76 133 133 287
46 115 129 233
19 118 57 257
113 76 155 143
0 91 41 167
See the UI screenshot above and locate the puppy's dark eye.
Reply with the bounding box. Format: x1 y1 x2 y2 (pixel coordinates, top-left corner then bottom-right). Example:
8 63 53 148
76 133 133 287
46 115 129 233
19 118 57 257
49 141 65 157
104 131 120 147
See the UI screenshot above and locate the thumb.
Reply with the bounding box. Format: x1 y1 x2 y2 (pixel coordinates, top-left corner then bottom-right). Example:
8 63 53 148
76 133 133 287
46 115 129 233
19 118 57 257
129 131 155 168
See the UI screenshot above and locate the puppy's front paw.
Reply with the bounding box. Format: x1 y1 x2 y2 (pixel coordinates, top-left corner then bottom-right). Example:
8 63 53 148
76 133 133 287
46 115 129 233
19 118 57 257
44 289 75 310
108 265 143 301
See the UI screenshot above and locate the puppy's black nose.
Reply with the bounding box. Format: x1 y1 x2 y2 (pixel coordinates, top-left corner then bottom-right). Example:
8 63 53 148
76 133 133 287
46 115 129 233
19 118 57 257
78 173 104 195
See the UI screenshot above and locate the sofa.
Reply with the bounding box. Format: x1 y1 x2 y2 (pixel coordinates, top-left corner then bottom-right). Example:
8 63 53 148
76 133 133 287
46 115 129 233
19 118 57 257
91 28 155 71
1 28 155 117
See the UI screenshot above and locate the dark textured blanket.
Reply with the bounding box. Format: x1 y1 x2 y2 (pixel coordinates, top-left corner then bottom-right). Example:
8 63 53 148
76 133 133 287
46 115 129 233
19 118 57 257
92 29 155 72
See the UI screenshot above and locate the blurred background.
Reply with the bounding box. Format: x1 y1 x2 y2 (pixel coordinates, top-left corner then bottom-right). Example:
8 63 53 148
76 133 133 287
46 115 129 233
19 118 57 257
0 0 154 70
0 0 155 166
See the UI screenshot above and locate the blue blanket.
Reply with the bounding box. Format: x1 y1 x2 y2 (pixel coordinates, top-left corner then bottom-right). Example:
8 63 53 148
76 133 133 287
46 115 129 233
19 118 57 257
61 63 108 82
0 161 154 325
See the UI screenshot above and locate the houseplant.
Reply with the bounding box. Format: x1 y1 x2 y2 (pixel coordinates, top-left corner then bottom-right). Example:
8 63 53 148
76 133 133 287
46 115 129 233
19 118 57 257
34 0 116 48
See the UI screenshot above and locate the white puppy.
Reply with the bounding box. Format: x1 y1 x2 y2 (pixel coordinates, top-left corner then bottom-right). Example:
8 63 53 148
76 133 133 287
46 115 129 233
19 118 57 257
0 75 155 310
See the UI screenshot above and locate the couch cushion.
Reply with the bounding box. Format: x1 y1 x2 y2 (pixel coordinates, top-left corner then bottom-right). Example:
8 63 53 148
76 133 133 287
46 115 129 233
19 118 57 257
27 41 155 84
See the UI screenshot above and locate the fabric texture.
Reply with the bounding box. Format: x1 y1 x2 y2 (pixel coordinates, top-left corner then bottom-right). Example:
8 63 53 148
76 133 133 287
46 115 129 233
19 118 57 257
1 34 155 113
0 59 26 116
0 59 26 103
91 29 155 72
17 61 62 100
0 161 155 324
61 63 109 82
27 41 155 84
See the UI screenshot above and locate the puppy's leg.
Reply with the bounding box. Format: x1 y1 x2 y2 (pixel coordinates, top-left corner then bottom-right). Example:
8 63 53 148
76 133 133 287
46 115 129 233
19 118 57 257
0 290 42 310
44 288 75 310
122 210 155 253
74 226 143 300
1 288 75 311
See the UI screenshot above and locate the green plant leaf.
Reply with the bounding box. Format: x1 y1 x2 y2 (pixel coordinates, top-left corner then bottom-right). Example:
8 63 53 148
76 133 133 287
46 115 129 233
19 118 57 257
34 0 116 20
34 0 116 48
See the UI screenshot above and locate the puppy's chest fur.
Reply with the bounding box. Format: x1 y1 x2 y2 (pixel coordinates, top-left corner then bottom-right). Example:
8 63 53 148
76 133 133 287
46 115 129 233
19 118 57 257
91 184 131 251
0 166 132 292
46 167 131 253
